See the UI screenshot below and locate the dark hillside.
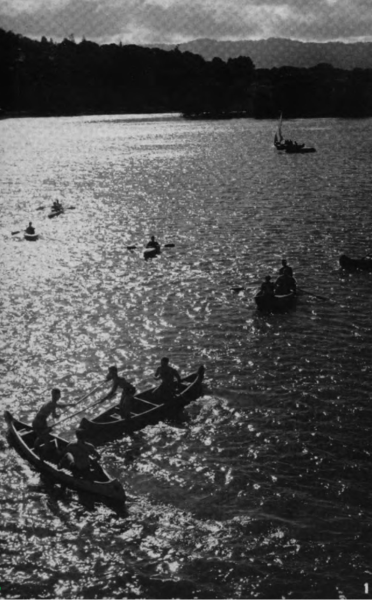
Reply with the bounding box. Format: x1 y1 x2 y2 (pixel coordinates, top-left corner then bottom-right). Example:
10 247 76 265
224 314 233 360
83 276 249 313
1 29 372 119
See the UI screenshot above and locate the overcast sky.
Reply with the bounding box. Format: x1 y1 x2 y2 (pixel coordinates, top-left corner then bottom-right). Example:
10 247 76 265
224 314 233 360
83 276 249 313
1 0 371 45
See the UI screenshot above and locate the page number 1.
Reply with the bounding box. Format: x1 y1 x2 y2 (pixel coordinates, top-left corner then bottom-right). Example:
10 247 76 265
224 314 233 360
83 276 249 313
365 583 369 594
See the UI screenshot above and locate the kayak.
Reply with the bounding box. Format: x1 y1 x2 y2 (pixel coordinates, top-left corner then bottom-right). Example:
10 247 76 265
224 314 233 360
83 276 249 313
48 209 64 219
24 233 39 241
4 410 125 502
144 245 161 259
79 366 205 444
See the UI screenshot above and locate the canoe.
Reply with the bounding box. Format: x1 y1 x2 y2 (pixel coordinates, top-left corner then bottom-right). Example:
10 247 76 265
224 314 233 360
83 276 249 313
79 366 205 444
339 254 372 271
24 233 39 241
4 410 125 502
255 291 297 312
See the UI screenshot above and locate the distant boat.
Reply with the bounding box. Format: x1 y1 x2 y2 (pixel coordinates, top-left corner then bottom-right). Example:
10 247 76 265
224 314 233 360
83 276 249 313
274 114 316 153
339 254 372 271
274 113 286 149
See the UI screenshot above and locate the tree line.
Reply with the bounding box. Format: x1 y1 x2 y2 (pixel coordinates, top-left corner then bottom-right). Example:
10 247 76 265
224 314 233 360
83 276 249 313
1 28 372 119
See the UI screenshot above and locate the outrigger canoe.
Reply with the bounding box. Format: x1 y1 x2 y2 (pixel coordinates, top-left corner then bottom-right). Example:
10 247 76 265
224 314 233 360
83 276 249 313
255 291 297 312
79 366 205 444
4 411 125 502
339 254 372 272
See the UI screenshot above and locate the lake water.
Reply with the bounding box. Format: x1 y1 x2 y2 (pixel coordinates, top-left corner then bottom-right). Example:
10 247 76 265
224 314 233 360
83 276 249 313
1 114 372 599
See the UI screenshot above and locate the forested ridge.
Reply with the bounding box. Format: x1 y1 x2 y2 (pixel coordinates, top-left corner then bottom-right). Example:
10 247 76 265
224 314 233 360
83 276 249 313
1 28 372 119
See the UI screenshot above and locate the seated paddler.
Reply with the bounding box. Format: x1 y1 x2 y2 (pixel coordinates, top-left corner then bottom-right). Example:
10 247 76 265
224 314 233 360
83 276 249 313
154 357 182 402
278 259 293 277
58 429 100 477
259 275 275 296
25 222 35 235
99 365 136 420
274 268 297 296
146 235 160 251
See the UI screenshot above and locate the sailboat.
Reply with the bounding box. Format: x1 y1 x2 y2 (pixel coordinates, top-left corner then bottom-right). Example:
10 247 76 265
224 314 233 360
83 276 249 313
274 113 286 150
273 114 316 154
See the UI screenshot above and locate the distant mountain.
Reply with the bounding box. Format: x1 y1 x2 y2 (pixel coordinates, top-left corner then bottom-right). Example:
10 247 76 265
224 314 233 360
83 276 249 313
149 38 372 70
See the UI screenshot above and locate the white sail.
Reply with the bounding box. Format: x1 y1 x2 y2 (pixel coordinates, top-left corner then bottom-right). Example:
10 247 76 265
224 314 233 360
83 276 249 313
278 113 283 142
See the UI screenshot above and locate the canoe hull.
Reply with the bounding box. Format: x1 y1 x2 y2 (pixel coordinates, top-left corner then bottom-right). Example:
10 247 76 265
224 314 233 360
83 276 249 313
339 254 372 271
255 292 297 312
4 411 125 502
48 210 64 219
285 147 316 154
79 366 205 444
24 233 38 241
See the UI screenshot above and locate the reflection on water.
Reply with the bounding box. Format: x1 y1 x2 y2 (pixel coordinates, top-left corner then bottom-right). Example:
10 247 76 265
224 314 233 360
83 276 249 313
1 115 372 599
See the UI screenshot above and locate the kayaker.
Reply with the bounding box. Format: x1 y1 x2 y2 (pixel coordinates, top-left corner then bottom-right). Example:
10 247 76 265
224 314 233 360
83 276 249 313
274 268 297 295
146 236 160 251
260 276 275 296
100 365 136 420
57 429 100 477
25 222 35 235
279 259 293 276
154 357 181 401
32 388 74 436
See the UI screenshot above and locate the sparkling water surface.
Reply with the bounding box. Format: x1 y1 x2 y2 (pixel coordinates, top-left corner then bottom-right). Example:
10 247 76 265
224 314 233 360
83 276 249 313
1 114 372 599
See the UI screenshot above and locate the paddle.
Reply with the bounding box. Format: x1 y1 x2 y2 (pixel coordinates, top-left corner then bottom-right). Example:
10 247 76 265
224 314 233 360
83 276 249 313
49 381 108 429
11 230 22 235
36 206 45 210
231 286 245 292
298 288 330 302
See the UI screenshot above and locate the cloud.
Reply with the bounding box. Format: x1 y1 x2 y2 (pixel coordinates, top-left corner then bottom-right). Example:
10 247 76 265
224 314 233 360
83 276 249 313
0 0 372 44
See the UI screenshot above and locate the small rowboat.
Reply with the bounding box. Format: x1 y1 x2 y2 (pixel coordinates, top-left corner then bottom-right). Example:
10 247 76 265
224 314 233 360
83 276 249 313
24 232 39 241
4 411 125 502
79 366 205 444
255 291 297 312
339 254 372 272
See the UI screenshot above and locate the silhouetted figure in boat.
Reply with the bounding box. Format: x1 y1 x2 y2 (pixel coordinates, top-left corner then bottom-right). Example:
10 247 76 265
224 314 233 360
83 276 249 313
146 236 161 252
154 357 181 402
57 429 100 477
275 268 297 295
259 276 275 296
100 365 136 420
33 388 75 456
279 259 293 277
25 222 35 235
52 200 63 212
33 389 74 436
